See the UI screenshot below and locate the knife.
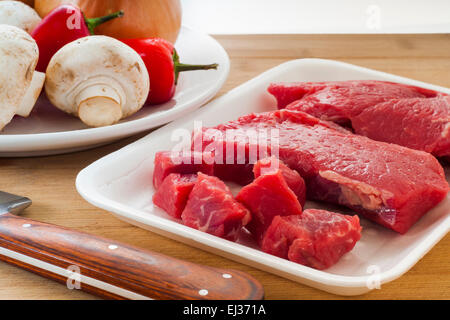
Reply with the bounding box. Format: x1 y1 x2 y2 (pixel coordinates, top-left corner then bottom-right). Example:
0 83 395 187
0 191 264 300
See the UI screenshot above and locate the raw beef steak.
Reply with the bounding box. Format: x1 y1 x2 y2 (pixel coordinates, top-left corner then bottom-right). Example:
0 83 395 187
253 156 306 206
153 151 214 189
153 173 197 219
351 96 450 157
269 80 439 115
181 173 251 241
194 109 449 234
236 169 303 244
269 80 450 157
261 209 362 270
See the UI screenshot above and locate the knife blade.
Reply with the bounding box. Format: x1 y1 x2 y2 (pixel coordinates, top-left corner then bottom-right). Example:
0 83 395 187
0 191 31 215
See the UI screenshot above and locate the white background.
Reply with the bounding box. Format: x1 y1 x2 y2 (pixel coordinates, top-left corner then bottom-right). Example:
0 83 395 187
181 0 450 34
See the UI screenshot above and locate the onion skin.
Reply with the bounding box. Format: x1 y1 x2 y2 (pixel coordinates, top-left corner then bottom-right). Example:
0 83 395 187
18 0 35 6
34 0 182 43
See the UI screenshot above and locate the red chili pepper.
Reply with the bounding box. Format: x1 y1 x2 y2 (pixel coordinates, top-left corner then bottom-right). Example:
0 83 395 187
31 4 124 72
121 38 219 105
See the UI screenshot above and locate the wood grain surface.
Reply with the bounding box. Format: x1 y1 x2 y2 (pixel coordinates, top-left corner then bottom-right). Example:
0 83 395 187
0 34 449 300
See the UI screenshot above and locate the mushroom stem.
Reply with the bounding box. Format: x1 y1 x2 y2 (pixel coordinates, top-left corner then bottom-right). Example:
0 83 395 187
16 71 45 117
76 84 123 127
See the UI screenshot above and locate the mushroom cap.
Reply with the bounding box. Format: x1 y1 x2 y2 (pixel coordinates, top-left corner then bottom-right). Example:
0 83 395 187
45 36 150 120
0 1 42 34
0 24 39 129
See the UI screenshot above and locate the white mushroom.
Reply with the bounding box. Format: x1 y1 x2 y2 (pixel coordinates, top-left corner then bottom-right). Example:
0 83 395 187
0 1 41 34
0 24 45 130
45 36 150 127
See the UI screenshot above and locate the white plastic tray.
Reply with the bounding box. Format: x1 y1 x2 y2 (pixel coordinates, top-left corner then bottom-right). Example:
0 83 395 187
0 27 230 157
76 59 450 296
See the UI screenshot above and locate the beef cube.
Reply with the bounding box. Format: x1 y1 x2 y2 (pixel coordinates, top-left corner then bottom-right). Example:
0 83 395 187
181 173 251 241
236 170 303 244
152 173 197 219
261 209 362 270
253 156 306 206
153 151 213 189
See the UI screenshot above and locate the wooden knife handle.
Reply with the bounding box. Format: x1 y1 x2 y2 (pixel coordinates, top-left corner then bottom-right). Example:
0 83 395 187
0 213 264 300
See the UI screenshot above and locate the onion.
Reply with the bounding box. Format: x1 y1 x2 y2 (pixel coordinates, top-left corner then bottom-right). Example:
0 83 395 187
17 0 35 6
34 0 182 43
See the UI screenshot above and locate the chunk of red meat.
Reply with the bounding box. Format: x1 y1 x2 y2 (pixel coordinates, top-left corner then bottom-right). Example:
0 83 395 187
271 81 450 157
181 173 251 241
261 209 362 270
253 156 306 206
268 82 323 110
269 80 439 111
236 170 303 244
153 151 214 189
351 96 450 157
196 109 449 234
152 174 197 219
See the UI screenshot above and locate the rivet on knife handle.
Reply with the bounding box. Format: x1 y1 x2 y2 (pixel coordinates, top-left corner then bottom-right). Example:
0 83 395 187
0 213 264 300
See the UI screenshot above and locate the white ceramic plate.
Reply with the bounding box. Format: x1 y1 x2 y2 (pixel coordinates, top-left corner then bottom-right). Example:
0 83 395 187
0 27 230 157
76 59 450 296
